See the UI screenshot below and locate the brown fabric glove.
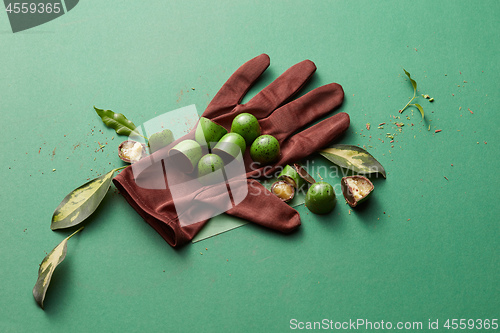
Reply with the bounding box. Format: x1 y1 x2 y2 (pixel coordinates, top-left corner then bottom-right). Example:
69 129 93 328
113 54 349 247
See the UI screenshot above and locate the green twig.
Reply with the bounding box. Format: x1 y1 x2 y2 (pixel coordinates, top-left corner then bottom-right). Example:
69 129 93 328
66 226 84 240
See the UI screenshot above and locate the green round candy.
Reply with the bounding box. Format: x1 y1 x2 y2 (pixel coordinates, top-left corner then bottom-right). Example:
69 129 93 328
213 132 246 161
195 117 227 150
197 154 225 185
231 113 261 145
250 135 280 165
305 182 337 214
148 129 174 153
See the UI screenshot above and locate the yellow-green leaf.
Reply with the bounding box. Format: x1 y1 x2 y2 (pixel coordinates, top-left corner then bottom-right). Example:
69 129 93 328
318 144 386 178
33 227 83 309
51 169 117 230
414 103 425 119
94 106 141 138
403 68 417 93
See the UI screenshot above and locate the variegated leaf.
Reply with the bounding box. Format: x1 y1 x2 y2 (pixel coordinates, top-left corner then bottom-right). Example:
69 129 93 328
51 169 116 230
33 227 83 309
318 144 386 178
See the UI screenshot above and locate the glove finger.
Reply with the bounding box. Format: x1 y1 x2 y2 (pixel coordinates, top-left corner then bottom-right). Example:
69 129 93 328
242 59 316 119
203 54 270 119
276 112 350 172
260 83 344 142
226 179 301 233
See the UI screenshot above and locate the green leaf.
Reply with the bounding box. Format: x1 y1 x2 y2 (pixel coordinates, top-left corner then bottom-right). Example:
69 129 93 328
51 168 120 230
33 227 83 309
318 144 386 178
413 103 425 119
403 68 417 93
94 106 141 138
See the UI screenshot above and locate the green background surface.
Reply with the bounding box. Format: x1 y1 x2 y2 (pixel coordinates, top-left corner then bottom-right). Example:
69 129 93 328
1 1 498 332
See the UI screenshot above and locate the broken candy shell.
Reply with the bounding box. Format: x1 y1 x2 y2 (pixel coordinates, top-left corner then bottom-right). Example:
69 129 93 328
278 165 305 189
294 163 316 184
341 175 374 208
118 140 147 163
168 139 203 174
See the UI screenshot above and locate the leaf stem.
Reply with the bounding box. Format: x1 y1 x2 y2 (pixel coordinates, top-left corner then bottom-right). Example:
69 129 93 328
401 96 416 113
113 166 127 173
130 129 149 143
67 226 84 240
401 97 413 112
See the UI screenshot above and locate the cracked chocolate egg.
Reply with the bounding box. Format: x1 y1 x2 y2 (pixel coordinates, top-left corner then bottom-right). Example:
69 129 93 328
305 182 337 214
250 134 280 165
231 113 261 145
271 180 295 202
341 175 374 207
278 165 305 190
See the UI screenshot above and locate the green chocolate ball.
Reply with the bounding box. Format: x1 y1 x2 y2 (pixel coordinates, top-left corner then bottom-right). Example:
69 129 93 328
148 129 174 153
250 134 280 165
305 182 337 214
231 113 261 145
213 132 246 161
197 154 225 185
